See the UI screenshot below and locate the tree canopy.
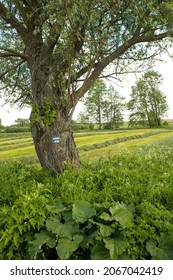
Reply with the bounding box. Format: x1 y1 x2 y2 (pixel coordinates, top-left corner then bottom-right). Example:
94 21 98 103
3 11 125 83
1 0 173 108
83 80 106 129
14 118 30 126
0 0 173 174
128 71 168 127
82 81 125 129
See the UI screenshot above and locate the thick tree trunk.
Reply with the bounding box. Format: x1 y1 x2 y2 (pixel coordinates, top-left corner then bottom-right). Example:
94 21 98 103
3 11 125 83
31 114 80 176
27 44 81 175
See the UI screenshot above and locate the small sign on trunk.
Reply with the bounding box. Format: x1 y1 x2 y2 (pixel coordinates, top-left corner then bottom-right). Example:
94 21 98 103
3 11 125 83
52 137 60 143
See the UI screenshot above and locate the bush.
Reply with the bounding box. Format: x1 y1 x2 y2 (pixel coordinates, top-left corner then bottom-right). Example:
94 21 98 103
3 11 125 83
71 121 90 131
162 121 169 126
4 126 31 133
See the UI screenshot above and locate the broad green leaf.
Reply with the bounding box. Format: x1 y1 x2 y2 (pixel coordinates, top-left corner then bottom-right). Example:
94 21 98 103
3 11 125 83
49 202 68 214
99 224 114 237
60 221 79 239
147 233 173 260
80 230 98 249
104 237 127 260
159 232 173 249
146 240 168 260
72 201 96 223
91 242 110 260
110 202 133 228
29 230 56 259
46 217 62 235
56 235 83 259
99 212 112 221
62 210 73 222
46 217 79 238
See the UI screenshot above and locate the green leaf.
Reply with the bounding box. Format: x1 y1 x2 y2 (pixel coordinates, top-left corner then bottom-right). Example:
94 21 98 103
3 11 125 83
56 235 83 259
91 242 110 260
159 232 173 249
104 237 127 259
110 202 133 228
62 211 73 222
147 233 173 260
60 221 79 239
72 201 96 223
99 212 112 221
146 240 168 260
46 217 62 235
13 233 20 248
29 230 56 259
46 216 79 238
80 230 98 249
99 224 114 237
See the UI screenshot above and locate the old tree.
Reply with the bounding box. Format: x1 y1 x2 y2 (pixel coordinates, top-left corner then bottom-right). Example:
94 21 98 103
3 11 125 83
0 0 173 174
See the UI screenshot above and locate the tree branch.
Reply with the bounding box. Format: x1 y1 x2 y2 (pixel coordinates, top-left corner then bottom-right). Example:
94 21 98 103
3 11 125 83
0 60 25 79
72 29 173 108
13 0 34 32
0 48 29 60
0 2 31 45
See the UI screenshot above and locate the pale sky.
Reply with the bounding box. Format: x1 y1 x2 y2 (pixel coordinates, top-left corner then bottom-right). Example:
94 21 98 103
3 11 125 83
0 53 173 126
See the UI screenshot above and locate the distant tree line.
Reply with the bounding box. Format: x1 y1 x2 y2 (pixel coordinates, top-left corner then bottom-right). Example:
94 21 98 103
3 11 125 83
77 71 168 129
77 80 126 129
0 118 31 133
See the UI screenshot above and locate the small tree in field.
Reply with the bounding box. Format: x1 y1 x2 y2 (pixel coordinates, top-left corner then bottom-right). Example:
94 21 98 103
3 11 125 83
1 1 173 174
102 85 125 129
128 71 168 127
82 82 125 129
76 112 89 124
84 80 106 129
14 118 30 127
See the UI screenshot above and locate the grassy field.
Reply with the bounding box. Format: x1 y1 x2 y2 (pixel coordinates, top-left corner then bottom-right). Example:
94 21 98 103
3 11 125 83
81 130 173 161
0 128 173 163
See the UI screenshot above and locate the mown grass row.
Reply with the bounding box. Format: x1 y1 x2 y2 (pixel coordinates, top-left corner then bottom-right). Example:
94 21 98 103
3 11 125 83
81 132 173 161
75 129 159 147
0 129 172 162
0 140 33 151
78 130 172 151
0 129 153 146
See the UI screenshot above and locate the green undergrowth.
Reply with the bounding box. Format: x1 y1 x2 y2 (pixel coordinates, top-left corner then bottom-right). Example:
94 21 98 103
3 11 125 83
1 143 173 260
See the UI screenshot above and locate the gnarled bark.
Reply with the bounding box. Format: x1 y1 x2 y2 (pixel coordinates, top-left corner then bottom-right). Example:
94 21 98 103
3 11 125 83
31 114 80 175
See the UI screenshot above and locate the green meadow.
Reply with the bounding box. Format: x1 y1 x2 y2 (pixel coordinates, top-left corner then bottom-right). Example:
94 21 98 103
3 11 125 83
0 128 173 163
